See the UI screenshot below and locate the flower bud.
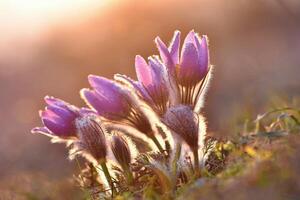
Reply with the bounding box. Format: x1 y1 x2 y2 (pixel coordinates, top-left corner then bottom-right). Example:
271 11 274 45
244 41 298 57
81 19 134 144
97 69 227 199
163 105 199 151
111 135 132 170
75 115 107 162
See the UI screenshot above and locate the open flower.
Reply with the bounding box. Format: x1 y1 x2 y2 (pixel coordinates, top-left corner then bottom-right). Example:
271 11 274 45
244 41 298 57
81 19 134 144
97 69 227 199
155 30 211 110
31 96 80 139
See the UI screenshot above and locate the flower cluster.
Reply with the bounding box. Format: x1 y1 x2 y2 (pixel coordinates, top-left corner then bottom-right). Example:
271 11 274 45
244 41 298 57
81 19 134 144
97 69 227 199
32 30 213 198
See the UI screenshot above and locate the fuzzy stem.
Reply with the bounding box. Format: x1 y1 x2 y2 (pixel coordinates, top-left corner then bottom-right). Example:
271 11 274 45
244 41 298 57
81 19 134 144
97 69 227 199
151 136 164 153
122 164 134 185
125 169 134 185
171 143 181 191
171 143 181 177
193 149 200 176
100 162 116 196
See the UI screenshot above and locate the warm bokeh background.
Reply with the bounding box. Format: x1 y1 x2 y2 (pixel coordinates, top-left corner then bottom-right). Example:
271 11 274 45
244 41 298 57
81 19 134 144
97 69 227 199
0 0 299 198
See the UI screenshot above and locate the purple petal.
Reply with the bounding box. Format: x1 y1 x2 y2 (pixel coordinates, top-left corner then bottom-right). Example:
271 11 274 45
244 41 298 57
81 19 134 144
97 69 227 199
115 74 154 104
80 88 128 120
44 96 79 115
88 75 125 103
198 36 209 74
148 57 164 84
42 118 75 136
179 42 200 83
155 37 175 70
184 30 196 44
135 55 154 87
79 107 97 116
40 110 65 125
31 126 53 135
45 96 67 107
168 30 181 65
46 105 77 121
80 89 105 113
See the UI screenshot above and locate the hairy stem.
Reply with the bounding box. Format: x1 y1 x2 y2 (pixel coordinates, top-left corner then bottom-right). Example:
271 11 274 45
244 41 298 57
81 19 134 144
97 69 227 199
100 162 116 196
151 136 164 153
193 149 200 176
171 142 181 191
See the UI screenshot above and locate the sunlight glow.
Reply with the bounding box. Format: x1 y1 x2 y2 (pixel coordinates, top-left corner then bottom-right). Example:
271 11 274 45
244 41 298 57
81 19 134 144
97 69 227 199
0 0 113 37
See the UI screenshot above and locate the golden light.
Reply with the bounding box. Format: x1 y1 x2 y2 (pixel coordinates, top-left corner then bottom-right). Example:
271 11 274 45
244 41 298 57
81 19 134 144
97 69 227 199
0 0 115 39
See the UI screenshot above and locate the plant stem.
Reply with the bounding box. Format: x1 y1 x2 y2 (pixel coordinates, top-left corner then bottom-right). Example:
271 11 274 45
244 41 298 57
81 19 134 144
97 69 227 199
151 136 164 153
100 162 116 196
171 143 181 192
126 169 134 185
193 149 200 176
171 143 181 177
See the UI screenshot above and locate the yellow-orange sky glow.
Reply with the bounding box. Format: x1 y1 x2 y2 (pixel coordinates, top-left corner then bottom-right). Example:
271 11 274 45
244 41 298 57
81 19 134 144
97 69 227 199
0 0 116 41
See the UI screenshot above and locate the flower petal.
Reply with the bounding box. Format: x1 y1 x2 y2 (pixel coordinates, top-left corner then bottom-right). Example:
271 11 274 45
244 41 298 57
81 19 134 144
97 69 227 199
155 37 175 70
42 118 74 136
168 30 181 65
45 96 68 107
88 75 123 100
184 30 197 45
179 42 200 84
80 88 128 120
198 36 209 74
46 105 76 121
40 110 65 125
135 55 154 87
31 126 54 136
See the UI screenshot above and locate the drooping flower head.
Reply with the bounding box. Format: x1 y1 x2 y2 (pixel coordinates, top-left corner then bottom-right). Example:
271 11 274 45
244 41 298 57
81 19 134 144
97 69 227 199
31 96 81 139
155 30 211 110
81 75 153 137
74 114 107 163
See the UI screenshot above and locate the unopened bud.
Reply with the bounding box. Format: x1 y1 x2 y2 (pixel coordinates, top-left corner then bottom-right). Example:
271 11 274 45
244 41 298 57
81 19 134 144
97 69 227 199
111 135 132 170
163 105 199 151
75 115 107 162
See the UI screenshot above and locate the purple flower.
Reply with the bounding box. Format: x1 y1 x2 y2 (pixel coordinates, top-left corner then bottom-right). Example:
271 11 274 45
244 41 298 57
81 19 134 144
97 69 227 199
81 75 154 137
155 30 211 107
135 55 168 114
31 96 80 138
81 75 131 120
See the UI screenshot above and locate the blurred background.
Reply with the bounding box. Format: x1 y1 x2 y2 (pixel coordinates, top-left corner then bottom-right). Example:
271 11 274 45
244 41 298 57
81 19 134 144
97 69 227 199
0 0 299 198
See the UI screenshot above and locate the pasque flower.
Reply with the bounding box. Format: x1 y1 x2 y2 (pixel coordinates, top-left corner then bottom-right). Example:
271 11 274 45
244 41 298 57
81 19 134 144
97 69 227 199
31 96 81 138
81 76 131 120
155 30 211 110
81 75 165 152
134 55 169 115
31 29 213 196
81 75 150 134
163 105 207 171
74 114 116 194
